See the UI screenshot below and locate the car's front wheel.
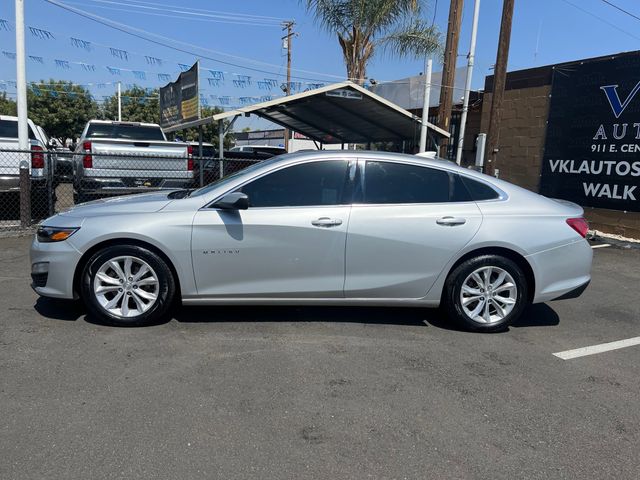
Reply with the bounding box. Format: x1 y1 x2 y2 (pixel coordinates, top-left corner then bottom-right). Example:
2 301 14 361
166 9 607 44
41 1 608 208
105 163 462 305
81 245 176 326
443 254 528 332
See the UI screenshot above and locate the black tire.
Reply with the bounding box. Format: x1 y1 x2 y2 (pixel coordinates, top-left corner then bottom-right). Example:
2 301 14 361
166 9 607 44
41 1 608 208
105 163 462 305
443 254 528 332
81 245 176 326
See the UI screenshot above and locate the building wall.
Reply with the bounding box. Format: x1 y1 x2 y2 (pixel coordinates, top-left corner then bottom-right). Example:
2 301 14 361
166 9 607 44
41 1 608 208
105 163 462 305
480 84 640 238
479 85 551 192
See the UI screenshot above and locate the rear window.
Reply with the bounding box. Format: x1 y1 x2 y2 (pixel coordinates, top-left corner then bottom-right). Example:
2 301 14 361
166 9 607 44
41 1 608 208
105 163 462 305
85 123 165 141
460 176 500 201
0 120 36 139
254 147 285 156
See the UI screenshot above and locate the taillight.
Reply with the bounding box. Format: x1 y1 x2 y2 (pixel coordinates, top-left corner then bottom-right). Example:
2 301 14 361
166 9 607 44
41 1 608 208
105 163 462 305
82 141 92 168
566 217 589 238
31 145 45 169
187 145 194 171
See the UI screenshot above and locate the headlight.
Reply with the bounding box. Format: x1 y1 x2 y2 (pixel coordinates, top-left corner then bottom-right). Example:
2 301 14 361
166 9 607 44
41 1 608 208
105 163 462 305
37 226 79 243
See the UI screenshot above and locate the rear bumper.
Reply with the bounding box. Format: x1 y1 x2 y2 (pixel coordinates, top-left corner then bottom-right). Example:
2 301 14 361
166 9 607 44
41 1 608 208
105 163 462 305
526 239 593 303
0 175 48 193
550 280 590 301
76 177 193 196
0 175 20 192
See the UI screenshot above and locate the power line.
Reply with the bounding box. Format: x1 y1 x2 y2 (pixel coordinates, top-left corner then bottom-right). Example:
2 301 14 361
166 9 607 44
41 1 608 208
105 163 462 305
600 0 640 22
83 0 286 22
65 0 284 26
558 0 640 41
43 0 348 82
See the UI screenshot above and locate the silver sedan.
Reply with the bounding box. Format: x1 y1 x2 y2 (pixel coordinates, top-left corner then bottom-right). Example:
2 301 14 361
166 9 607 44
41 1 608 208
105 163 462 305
30 151 592 332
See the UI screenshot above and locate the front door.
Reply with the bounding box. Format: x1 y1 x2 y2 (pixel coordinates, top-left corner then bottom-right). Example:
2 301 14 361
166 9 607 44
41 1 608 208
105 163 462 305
192 159 354 297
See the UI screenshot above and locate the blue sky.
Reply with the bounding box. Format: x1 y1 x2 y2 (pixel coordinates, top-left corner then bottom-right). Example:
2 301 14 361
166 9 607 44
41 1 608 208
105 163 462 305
1 0 639 131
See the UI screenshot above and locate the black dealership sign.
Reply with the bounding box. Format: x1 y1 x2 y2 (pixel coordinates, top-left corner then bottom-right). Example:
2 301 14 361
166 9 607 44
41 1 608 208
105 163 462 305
540 53 640 211
159 62 200 128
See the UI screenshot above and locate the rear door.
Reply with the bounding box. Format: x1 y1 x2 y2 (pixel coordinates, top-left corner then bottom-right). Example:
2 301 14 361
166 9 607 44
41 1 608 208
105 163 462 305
191 159 355 297
344 159 483 298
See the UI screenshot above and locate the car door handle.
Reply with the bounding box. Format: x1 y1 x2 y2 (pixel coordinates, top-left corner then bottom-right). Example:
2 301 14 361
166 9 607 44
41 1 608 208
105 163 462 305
312 217 343 227
436 216 466 226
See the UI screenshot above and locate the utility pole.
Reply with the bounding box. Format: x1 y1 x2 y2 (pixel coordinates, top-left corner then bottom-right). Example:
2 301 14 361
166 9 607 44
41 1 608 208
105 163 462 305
455 0 481 165
117 81 122 121
15 0 28 150
419 58 433 153
485 0 515 177
437 0 464 158
282 20 294 152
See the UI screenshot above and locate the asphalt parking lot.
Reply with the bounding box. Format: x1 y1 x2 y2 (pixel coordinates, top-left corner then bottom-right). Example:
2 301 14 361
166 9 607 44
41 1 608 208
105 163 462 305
1 235 639 479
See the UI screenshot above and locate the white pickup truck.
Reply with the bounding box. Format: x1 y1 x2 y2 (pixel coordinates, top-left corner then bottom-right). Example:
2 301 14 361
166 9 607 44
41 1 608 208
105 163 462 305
0 115 53 218
73 120 194 203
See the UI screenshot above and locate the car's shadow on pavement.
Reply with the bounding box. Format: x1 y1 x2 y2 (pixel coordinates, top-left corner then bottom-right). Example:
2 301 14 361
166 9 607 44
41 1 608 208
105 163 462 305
34 297 560 332
34 297 85 321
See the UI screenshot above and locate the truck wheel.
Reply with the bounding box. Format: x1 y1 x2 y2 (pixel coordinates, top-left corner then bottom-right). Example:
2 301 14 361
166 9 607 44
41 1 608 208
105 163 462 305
81 245 176 326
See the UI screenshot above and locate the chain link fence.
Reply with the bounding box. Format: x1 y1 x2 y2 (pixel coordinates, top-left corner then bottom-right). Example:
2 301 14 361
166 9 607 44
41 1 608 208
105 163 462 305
0 148 263 233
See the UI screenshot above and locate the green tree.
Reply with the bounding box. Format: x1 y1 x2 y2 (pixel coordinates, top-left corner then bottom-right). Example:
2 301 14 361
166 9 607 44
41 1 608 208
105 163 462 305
0 92 16 116
27 80 98 140
303 0 441 84
101 85 160 123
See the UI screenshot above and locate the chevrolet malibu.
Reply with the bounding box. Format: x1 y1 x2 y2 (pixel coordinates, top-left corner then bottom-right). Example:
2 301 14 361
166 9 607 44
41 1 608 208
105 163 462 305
30 151 592 332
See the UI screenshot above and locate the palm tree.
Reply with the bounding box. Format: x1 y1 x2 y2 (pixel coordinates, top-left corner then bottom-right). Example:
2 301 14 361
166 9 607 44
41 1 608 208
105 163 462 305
304 0 441 85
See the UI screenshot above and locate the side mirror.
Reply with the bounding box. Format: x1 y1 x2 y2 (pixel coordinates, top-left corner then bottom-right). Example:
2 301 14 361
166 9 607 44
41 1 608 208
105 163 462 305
214 192 249 210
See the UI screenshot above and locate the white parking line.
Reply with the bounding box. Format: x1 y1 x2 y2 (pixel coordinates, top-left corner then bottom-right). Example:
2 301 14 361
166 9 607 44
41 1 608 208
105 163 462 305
591 244 611 249
553 337 640 360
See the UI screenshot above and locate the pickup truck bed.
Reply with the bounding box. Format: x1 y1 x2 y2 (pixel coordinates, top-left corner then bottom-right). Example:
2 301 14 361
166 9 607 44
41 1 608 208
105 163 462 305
74 121 193 203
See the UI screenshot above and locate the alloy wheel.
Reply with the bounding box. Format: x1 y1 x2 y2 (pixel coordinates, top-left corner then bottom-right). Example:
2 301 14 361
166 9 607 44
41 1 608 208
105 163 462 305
93 255 159 318
459 266 517 324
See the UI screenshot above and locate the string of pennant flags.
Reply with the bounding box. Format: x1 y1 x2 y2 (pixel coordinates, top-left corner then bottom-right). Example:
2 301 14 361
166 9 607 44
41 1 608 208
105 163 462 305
0 79 285 108
0 17 341 87
0 89 260 111
1 46 326 94
0 16 344 112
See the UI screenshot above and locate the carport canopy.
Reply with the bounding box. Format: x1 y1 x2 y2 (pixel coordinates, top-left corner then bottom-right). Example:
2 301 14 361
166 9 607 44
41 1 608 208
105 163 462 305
163 81 450 145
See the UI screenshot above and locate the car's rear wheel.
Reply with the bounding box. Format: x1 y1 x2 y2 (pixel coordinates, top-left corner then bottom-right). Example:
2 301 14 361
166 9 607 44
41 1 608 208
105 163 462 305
81 245 176 326
444 255 528 332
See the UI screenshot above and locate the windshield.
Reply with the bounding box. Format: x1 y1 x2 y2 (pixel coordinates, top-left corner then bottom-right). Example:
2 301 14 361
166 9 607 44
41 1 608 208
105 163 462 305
189 157 283 197
85 123 166 141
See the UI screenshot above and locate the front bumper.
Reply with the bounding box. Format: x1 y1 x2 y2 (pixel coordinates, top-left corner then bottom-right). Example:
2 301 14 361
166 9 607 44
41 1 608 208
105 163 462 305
30 236 82 299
